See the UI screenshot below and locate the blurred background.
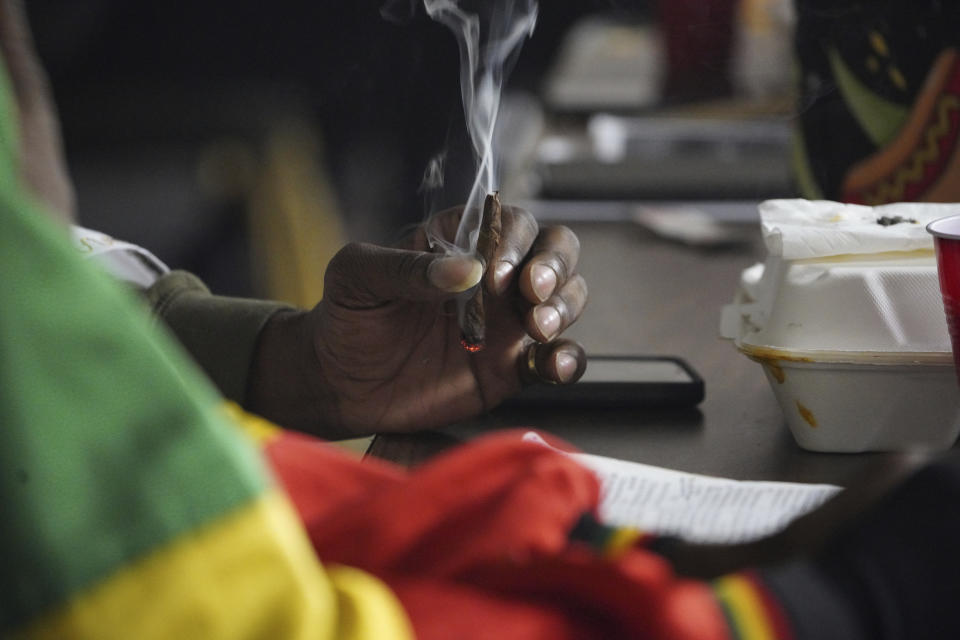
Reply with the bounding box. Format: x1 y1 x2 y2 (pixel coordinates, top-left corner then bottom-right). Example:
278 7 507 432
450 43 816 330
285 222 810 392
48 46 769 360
29 0 796 307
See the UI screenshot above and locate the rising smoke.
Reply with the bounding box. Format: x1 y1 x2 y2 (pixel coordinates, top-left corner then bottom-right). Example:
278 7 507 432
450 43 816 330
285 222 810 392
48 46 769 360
382 0 538 256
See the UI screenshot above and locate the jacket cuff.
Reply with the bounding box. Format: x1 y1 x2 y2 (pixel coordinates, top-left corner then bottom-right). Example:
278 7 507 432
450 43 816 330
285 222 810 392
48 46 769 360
145 270 293 403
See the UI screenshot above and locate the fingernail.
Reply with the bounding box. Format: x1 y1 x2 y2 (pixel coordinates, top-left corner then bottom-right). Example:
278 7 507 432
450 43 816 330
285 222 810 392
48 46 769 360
555 352 578 383
493 261 514 295
531 265 557 302
429 257 483 292
534 305 561 340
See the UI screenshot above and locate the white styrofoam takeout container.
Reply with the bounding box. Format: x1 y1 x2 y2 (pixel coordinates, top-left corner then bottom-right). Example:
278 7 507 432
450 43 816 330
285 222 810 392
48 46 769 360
721 201 960 452
748 355 959 452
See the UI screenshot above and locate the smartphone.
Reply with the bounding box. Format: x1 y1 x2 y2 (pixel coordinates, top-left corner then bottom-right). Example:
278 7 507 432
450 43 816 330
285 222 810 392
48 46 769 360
505 355 704 408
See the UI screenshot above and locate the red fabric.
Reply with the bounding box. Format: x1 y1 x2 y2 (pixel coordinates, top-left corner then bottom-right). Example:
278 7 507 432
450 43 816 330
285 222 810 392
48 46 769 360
263 429 405 525
264 430 730 640
742 571 795 640
391 579 585 640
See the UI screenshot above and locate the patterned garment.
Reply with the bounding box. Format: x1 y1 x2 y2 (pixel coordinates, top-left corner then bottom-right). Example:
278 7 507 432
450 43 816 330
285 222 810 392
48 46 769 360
0 169 792 638
242 413 782 640
0 30 890 640
794 0 960 204
0 57 411 640
0 172 786 640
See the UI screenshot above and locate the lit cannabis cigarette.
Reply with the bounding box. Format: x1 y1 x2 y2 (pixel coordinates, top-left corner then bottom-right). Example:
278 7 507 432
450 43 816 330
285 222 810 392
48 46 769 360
460 191 502 352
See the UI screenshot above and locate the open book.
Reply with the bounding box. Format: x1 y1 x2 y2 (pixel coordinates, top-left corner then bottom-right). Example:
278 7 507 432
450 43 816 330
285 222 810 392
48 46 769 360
523 432 841 544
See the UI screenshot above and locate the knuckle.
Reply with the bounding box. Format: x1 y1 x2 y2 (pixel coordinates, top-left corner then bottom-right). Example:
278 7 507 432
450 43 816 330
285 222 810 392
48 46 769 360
514 208 539 241
395 252 436 292
324 242 369 302
569 274 588 301
554 225 580 252
511 205 537 227
498 208 539 265
329 242 366 274
434 206 465 239
549 250 572 282
554 276 588 324
567 229 581 256
394 251 421 280
533 226 578 281
551 296 571 324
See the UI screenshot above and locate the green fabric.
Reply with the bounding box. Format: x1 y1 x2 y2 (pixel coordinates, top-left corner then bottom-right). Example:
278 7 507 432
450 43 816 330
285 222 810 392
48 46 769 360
145 270 290 403
827 47 909 147
0 78 270 631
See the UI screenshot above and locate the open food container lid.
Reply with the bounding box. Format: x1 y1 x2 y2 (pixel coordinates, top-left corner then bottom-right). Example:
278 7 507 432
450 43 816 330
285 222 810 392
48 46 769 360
721 200 957 364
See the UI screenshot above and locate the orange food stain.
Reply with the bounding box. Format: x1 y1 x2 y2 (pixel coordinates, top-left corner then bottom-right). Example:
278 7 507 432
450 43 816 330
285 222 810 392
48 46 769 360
742 345 814 363
796 401 818 428
765 361 786 384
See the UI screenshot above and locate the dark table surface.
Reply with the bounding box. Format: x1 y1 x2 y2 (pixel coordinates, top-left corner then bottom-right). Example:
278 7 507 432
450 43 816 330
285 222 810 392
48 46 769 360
368 212 901 487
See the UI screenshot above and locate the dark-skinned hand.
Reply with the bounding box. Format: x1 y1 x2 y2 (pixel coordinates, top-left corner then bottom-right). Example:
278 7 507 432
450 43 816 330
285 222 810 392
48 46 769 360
249 204 588 439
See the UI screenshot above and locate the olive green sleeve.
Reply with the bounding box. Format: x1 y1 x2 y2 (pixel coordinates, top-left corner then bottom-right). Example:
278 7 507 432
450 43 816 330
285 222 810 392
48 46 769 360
145 270 293 403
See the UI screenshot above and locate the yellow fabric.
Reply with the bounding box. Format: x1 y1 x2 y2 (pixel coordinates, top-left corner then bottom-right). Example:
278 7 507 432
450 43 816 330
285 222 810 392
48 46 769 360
603 528 644 558
713 574 777 640
222 401 372 455
223 401 282 445
15 492 414 640
327 565 417 640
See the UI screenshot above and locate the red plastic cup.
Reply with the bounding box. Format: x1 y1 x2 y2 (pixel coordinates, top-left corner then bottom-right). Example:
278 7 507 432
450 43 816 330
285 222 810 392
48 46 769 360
928 215 960 378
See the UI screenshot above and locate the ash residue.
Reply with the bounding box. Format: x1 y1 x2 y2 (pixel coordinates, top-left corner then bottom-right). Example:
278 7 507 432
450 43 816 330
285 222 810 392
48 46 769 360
876 215 918 226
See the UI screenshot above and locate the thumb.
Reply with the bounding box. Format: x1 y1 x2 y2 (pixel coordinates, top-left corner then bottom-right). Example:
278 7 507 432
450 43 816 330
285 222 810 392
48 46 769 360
324 242 482 308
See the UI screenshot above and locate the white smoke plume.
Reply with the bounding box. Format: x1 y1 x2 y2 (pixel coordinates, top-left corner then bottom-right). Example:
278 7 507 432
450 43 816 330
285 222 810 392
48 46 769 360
420 0 538 255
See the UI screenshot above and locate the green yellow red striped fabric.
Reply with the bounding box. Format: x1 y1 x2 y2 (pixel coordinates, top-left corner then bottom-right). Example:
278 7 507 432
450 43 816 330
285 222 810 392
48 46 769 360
567 513 655 558
0 51 411 640
712 571 794 640
0 38 808 639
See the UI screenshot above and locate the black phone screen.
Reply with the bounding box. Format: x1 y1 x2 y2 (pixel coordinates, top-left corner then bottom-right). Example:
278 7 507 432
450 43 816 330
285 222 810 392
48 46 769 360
505 355 704 408
580 357 696 384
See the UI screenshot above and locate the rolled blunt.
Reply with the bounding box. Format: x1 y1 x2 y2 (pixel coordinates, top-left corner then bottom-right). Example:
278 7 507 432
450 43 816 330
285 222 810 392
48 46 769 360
460 192 502 351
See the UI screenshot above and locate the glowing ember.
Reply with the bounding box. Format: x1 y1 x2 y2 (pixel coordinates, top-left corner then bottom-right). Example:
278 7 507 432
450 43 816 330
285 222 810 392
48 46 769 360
460 336 485 353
